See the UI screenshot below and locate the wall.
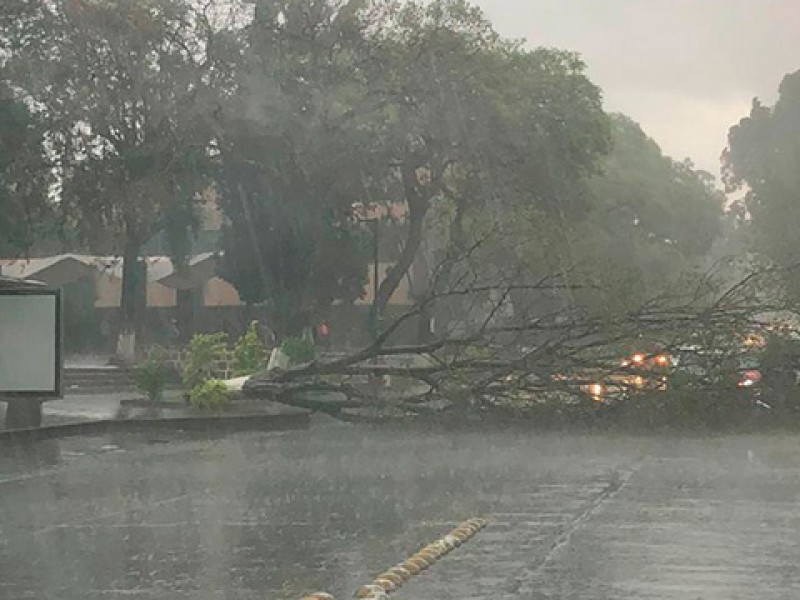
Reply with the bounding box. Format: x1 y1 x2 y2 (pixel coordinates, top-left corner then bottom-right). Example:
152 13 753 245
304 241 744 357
157 346 257 381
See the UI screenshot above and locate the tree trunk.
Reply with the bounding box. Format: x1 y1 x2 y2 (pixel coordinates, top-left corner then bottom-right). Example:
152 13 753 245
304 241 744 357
373 163 430 324
117 239 146 364
416 303 434 344
175 288 195 344
408 233 435 345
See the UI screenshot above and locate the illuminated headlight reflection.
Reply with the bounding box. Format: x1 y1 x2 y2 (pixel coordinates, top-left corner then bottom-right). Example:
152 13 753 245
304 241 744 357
655 354 670 367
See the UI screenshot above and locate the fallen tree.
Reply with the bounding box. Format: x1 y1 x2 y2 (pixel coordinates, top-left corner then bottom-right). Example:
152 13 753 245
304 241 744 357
244 241 800 426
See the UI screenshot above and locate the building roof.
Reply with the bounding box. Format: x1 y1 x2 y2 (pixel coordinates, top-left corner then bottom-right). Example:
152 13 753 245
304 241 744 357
1 254 89 279
0 253 220 289
0 275 47 291
0 254 115 286
156 253 217 290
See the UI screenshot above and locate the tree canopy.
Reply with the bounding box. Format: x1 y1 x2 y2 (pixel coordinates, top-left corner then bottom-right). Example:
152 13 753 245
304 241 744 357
426 111 724 323
0 82 50 255
213 0 379 335
0 0 738 357
211 0 612 337
365 1 611 314
565 113 724 311
723 70 800 294
1 0 229 344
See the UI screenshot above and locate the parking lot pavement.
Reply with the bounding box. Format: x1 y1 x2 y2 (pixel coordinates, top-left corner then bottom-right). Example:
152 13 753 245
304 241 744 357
1 426 800 599
523 452 800 600
404 442 800 600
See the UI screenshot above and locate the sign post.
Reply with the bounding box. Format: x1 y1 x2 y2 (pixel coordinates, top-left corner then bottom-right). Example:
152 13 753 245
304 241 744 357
0 277 62 429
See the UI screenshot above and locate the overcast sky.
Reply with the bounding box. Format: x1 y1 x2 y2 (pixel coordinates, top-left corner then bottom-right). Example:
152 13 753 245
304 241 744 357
474 0 800 180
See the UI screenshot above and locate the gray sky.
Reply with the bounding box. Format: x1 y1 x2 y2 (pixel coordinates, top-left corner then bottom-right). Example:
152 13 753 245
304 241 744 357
475 0 800 179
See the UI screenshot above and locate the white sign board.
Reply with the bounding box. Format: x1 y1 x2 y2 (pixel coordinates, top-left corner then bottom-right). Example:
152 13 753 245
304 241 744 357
0 290 61 396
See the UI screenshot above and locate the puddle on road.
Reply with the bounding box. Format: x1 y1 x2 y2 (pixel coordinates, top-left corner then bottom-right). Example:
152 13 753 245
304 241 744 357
1 428 799 599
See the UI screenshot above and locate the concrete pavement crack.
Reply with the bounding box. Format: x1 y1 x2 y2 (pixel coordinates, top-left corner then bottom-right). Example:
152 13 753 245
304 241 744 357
512 458 646 597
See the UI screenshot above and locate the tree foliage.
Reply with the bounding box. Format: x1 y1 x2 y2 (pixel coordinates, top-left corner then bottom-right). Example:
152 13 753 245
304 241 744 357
210 0 612 337
0 0 621 341
0 81 50 254
232 320 267 376
182 331 228 390
723 70 800 294
551 114 724 312
592 115 722 257
0 0 228 340
420 111 723 324
214 0 375 335
0 0 747 380
363 0 611 317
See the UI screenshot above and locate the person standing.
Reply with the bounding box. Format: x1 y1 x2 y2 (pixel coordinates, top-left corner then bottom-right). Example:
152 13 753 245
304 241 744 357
315 320 331 352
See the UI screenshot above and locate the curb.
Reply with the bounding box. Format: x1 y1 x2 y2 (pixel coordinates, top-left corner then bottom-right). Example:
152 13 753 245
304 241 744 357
301 517 488 600
0 412 310 444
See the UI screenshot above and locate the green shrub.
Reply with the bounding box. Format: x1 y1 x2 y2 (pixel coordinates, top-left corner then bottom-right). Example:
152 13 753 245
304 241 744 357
280 336 315 365
135 347 170 402
188 379 230 411
232 321 267 376
183 332 228 389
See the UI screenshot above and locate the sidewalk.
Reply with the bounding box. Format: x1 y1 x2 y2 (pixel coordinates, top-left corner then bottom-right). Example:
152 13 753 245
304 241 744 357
1 390 307 431
43 392 129 423
0 394 127 430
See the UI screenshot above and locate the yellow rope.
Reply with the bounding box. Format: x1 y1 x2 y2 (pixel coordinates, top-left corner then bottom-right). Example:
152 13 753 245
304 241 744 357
300 517 488 600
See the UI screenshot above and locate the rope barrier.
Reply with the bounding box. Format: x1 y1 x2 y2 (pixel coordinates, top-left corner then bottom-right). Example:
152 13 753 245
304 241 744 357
300 517 488 600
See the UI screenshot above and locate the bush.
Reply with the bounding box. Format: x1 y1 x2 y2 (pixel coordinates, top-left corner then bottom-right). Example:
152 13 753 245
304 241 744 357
280 336 315 365
188 379 230 411
232 321 267 376
183 332 228 389
135 347 170 402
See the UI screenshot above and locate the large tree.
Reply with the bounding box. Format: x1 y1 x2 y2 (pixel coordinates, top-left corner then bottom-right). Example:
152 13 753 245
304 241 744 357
723 70 800 296
214 0 611 339
417 114 724 335
358 0 611 330
550 113 724 313
0 81 51 255
214 0 382 337
592 115 722 257
0 0 229 356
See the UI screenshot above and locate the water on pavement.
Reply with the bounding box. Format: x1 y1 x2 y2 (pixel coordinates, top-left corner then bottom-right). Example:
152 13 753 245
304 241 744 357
1 420 800 599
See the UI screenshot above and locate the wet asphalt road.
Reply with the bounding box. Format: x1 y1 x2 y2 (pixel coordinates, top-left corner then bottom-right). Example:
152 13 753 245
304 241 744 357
1 421 800 599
